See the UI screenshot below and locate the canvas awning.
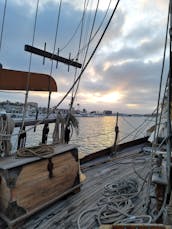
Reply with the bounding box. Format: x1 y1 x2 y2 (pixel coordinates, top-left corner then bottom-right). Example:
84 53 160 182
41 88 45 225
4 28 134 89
0 68 57 92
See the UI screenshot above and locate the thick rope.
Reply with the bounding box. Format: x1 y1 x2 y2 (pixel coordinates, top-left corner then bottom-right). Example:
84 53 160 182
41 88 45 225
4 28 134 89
16 144 54 159
77 177 152 228
0 114 15 156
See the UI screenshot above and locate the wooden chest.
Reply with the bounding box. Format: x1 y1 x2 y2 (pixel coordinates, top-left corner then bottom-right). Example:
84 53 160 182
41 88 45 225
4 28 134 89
0 144 80 226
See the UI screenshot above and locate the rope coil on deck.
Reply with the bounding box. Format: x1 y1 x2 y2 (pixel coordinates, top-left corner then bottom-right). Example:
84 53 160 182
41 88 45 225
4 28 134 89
77 177 152 228
103 178 139 197
16 144 54 159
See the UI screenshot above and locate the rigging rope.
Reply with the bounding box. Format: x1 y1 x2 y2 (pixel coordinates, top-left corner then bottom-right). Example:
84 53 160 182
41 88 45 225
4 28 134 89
47 0 62 113
16 0 40 155
153 2 170 144
72 0 100 102
0 0 7 52
52 0 121 111
59 0 89 53
9 0 121 136
117 115 154 144
21 0 39 129
75 0 112 59
70 0 88 112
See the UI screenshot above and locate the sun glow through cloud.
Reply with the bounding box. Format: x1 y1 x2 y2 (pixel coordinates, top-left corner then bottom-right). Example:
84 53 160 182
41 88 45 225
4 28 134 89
127 104 139 108
100 92 122 103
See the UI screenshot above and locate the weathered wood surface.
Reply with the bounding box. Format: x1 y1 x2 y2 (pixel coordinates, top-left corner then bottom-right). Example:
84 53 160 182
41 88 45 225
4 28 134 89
25 45 82 68
0 144 77 169
0 176 10 210
16 152 78 211
0 145 80 227
14 143 155 229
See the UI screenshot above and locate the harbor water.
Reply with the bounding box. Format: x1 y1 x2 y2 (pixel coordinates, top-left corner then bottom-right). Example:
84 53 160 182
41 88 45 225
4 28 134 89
11 115 154 155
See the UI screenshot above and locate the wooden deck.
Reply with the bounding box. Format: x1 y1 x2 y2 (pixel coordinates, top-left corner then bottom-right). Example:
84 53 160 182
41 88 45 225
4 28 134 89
0 143 160 228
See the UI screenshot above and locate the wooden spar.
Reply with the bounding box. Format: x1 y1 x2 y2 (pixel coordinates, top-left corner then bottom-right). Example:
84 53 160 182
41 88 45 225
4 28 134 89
25 45 82 69
0 68 57 91
14 118 57 127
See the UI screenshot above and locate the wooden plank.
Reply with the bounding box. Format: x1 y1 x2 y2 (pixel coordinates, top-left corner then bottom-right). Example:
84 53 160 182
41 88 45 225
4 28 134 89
0 183 81 228
25 45 82 68
0 176 10 210
15 152 79 211
0 68 57 91
14 118 57 127
30 148 150 229
0 144 77 169
0 144 163 228
80 138 148 164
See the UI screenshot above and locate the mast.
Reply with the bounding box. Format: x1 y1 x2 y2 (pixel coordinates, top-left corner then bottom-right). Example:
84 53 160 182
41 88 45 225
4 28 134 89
167 0 172 195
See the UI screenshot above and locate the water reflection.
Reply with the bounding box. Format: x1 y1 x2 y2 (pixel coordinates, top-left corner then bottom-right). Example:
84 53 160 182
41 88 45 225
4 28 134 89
11 116 154 155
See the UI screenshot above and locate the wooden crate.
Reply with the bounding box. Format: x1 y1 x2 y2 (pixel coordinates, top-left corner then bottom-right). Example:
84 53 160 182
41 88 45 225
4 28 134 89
0 144 80 226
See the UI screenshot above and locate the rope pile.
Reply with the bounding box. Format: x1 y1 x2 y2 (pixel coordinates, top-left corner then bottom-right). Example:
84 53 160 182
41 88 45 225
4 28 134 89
97 178 139 225
103 178 138 197
77 178 152 228
16 144 54 159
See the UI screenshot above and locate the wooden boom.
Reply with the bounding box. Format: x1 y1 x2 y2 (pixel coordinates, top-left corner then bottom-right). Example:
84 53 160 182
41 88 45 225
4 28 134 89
0 68 57 92
25 45 82 69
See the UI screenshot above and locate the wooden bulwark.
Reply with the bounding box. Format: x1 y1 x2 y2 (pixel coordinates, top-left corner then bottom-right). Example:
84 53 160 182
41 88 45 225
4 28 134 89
0 68 57 92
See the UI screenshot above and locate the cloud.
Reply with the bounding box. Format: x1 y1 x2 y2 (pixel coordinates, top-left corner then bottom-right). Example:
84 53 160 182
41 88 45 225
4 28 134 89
0 0 169 114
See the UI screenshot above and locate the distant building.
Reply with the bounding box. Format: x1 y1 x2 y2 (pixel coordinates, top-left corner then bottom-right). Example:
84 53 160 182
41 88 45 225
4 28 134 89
0 100 39 117
0 100 74 118
0 100 23 114
103 110 112 115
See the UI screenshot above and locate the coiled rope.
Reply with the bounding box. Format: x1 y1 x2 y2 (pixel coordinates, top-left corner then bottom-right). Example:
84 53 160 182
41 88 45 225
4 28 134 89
16 144 54 159
77 177 152 228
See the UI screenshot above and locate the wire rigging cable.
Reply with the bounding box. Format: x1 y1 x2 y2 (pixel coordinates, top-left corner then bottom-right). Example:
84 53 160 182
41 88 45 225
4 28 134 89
21 0 40 131
12 0 121 135
72 0 100 102
47 0 62 113
76 0 112 58
153 2 169 143
0 0 7 52
52 0 121 111
82 0 100 67
59 0 89 53
70 0 88 110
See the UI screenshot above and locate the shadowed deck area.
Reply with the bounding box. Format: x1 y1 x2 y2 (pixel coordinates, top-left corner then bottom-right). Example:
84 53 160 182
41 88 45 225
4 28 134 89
18 143 153 229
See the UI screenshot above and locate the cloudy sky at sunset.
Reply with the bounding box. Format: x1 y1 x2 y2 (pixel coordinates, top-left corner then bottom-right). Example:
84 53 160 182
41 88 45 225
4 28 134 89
0 0 170 114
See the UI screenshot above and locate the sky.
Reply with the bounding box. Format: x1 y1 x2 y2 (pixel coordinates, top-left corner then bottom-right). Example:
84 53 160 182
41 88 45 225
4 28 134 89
0 0 170 114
